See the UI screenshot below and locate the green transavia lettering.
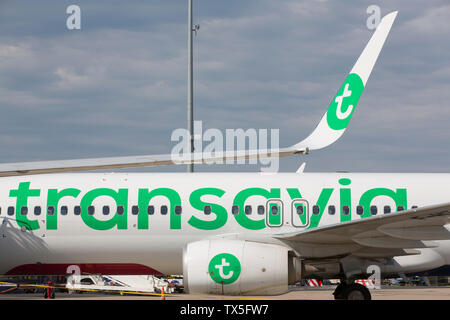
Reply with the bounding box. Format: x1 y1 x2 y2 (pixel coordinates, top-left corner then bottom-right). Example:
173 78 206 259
8 180 407 231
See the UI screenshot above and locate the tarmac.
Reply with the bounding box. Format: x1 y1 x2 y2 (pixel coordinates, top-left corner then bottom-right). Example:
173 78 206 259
0 286 449 300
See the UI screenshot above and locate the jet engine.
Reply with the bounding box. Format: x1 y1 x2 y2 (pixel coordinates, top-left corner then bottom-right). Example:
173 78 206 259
183 239 301 295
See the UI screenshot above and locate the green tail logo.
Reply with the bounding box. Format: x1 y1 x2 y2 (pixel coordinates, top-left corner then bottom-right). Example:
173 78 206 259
326 73 364 130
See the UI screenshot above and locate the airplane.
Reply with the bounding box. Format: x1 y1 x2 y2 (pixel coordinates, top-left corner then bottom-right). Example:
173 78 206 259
0 11 449 300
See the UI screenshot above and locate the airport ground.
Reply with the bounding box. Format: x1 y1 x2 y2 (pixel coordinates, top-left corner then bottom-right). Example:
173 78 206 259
0 286 449 300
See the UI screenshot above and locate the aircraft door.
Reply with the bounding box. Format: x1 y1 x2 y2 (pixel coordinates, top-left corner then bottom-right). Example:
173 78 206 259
266 200 283 227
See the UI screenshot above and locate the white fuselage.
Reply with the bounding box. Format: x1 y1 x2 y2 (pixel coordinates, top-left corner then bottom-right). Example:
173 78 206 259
0 172 449 276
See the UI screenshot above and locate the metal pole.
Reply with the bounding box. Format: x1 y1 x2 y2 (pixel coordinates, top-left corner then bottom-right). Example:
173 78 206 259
187 0 194 172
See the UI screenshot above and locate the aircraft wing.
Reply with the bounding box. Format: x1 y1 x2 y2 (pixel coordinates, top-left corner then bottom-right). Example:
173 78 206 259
276 203 450 259
0 147 300 177
0 12 397 177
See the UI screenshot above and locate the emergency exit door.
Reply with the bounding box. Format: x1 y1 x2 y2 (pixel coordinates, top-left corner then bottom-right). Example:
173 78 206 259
266 200 283 227
291 199 309 228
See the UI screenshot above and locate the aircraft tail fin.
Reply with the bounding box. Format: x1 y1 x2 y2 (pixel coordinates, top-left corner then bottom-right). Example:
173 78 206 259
292 11 398 151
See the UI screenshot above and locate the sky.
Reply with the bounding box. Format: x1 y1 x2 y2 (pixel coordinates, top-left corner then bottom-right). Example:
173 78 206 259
0 0 449 173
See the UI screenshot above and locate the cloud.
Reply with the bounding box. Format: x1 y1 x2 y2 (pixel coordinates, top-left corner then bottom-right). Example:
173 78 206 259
403 5 450 35
0 0 448 174
0 44 30 57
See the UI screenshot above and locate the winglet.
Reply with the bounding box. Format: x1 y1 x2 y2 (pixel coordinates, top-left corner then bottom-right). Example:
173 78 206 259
292 11 398 151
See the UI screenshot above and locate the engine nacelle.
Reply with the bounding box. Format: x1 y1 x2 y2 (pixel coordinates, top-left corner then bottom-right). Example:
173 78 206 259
183 240 294 295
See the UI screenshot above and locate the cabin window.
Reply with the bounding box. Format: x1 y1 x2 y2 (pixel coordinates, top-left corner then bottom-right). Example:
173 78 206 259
175 205 182 215
103 206 110 215
232 205 239 215
397 206 404 212
117 206 124 215
132 205 139 215
7 206 14 216
204 205 211 215
74 206 81 215
47 206 55 216
34 206 41 216
356 205 363 216
370 206 378 215
35 206 42 215
342 205 350 215
147 206 154 215
257 205 265 215
161 205 168 215
271 205 279 215
328 205 335 215
20 206 28 216
87 206 95 216
384 206 391 214
61 206 68 216
412 205 418 209
312 205 320 215
245 205 252 215
297 205 304 215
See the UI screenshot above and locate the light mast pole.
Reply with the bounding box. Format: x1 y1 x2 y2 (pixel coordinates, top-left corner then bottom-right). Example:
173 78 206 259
187 0 194 172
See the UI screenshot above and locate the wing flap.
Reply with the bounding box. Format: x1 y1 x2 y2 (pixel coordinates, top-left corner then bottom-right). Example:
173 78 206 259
351 236 433 249
353 248 421 259
378 226 450 241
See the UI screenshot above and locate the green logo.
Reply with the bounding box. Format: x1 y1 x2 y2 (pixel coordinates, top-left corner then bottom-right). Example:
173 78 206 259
208 253 241 285
326 73 364 130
